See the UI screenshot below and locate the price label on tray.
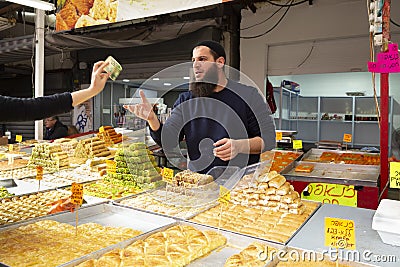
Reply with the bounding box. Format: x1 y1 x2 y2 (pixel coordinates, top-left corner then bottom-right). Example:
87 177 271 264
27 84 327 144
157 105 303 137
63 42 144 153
99 126 105 133
325 217 356 250
71 182 84 205
36 166 43 180
162 167 174 183
276 132 283 141
218 185 231 204
292 140 303 150
106 160 116 173
8 144 13 152
343 133 352 143
15 135 22 143
389 162 400 188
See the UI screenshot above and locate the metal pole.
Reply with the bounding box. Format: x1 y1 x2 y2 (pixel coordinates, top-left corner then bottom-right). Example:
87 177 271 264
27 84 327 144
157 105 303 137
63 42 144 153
34 9 45 140
380 0 391 200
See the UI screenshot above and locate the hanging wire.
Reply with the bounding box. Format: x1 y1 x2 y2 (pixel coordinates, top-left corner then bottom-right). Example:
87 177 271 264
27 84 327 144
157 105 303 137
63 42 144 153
240 2 286 30
264 0 308 7
241 0 293 39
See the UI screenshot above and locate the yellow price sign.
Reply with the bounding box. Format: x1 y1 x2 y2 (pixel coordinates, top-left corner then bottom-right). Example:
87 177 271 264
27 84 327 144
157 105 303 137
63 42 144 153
15 135 22 143
106 160 116 173
292 140 303 150
389 162 400 188
325 217 356 250
218 185 231 204
343 133 352 143
301 183 357 207
8 144 13 152
162 167 174 183
36 166 43 180
276 132 283 141
71 182 84 205
99 126 105 133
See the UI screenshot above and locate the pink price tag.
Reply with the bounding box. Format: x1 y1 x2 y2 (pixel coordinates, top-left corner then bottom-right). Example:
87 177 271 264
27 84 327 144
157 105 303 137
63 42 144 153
368 43 400 73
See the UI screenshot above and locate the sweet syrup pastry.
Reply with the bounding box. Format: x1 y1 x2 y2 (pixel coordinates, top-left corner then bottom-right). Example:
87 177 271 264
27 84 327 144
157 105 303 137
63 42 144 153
225 242 278 267
0 220 142 267
77 224 227 267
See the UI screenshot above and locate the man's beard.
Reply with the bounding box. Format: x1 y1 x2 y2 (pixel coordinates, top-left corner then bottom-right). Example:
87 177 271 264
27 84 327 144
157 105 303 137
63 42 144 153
190 64 219 97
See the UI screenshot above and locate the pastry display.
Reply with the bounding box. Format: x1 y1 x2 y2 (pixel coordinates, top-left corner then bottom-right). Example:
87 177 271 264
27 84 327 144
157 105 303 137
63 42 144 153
230 171 306 214
28 143 70 172
77 224 227 267
0 220 142 267
294 163 315 173
191 201 318 244
0 190 71 225
22 163 101 188
0 158 28 171
107 142 162 190
53 138 78 157
224 242 278 267
78 178 143 199
0 186 14 199
172 169 214 187
0 166 47 179
97 125 123 146
119 191 216 219
74 137 111 159
304 151 381 165
260 150 302 173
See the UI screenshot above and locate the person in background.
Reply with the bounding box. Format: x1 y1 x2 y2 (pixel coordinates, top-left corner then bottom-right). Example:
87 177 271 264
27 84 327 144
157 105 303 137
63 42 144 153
125 40 276 173
44 116 68 140
0 61 110 122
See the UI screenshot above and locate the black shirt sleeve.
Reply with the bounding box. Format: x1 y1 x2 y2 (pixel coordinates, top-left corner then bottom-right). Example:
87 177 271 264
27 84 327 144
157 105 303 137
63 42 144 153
0 92 73 122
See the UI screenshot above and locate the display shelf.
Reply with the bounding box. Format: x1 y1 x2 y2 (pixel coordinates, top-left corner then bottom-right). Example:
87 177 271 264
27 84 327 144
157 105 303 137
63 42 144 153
274 88 399 151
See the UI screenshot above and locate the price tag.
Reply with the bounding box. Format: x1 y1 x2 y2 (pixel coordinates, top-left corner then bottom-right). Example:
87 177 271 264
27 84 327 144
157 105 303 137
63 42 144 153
106 160 116 174
7 155 14 165
218 185 231 204
71 182 84 205
301 183 357 207
8 144 13 152
325 217 356 250
15 135 22 143
276 132 283 141
343 133 352 143
36 166 43 180
389 162 400 188
292 140 303 150
162 167 174 183
99 126 105 133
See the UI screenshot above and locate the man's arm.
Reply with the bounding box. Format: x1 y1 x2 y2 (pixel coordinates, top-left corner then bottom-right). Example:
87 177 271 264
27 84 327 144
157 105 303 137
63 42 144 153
213 137 264 161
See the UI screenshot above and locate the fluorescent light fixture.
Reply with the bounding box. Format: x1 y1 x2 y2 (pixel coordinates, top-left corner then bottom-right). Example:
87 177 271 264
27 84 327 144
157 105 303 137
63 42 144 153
122 79 130 82
163 83 172 86
183 76 190 80
152 77 160 81
5 0 55 11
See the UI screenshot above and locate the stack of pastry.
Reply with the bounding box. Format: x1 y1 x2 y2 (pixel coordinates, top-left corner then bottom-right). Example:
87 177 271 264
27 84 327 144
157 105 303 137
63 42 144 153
225 242 278 267
260 150 302 172
0 190 71 225
230 171 305 215
74 137 111 159
28 143 70 172
77 224 227 267
97 126 123 146
53 138 78 157
0 220 142 267
191 201 318 243
172 170 214 187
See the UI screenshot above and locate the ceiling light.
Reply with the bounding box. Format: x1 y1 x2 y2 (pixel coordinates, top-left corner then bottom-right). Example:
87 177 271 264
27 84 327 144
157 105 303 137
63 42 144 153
152 77 160 81
163 83 172 86
183 76 190 80
5 0 55 11
122 79 130 82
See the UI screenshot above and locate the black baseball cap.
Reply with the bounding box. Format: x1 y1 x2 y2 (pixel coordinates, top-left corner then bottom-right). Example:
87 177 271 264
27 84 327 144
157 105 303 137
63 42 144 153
195 40 226 60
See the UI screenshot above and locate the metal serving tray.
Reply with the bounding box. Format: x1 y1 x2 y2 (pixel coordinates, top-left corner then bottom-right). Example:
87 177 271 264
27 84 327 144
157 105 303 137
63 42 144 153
281 161 380 187
60 220 285 267
188 200 321 246
0 178 17 188
301 148 379 163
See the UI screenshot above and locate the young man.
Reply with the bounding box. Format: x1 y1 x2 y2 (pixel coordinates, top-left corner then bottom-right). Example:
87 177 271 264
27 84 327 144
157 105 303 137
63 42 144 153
125 40 276 173
44 116 68 140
